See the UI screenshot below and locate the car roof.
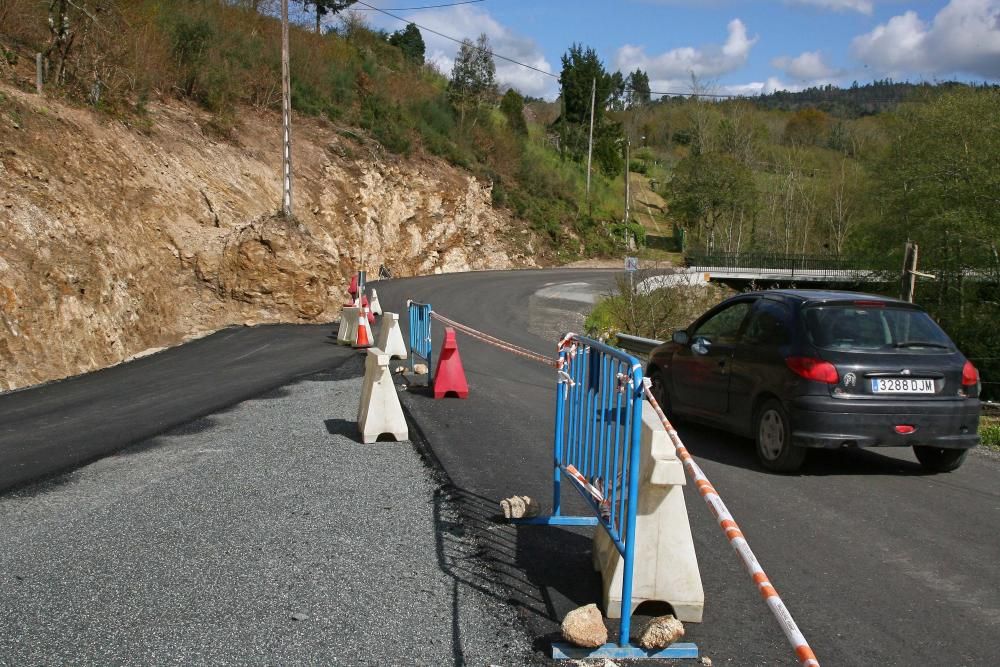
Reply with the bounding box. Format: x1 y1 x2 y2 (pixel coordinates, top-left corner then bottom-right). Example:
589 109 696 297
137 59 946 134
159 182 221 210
740 289 913 307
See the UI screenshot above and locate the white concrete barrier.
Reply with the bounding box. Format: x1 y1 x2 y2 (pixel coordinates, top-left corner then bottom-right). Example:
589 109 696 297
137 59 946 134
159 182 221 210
337 307 360 345
593 401 705 623
377 312 408 360
357 347 408 444
370 289 384 316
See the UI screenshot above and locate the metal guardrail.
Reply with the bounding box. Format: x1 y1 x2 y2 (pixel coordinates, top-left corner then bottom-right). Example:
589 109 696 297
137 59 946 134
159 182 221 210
615 333 664 357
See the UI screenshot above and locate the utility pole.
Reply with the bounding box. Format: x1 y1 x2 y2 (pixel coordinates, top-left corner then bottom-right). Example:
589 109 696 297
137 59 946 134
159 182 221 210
280 0 293 217
623 137 631 249
586 77 596 217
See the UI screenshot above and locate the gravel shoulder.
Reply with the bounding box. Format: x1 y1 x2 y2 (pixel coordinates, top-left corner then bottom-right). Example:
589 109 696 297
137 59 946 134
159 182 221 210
0 357 533 666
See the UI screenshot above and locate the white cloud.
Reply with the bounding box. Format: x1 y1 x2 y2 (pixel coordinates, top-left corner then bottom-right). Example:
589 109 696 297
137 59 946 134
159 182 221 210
788 0 874 15
720 77 803 96
851 0 1000 79
369 6 556 98
614 19 758 93
772 51 837 80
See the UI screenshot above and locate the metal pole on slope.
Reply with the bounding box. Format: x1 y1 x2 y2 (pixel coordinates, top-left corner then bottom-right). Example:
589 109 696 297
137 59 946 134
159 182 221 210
624 138 631 249
280 0 293 217
586 77 596 217
36 53 43 95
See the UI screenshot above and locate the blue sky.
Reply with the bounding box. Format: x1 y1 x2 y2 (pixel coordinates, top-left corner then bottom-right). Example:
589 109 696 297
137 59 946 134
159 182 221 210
346 0 1000 99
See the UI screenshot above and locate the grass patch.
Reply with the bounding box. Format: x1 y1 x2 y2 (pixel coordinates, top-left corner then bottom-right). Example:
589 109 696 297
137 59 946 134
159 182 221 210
980 415 1000 451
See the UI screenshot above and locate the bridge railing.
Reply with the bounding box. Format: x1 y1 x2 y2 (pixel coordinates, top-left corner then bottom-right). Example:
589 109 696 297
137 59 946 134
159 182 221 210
684 251 891 279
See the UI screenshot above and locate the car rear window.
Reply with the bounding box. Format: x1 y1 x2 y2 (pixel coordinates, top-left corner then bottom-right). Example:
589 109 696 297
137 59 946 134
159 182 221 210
803 304 955 352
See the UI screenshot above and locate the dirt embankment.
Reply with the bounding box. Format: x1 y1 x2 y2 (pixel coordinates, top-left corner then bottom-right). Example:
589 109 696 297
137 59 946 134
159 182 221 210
0 86 541 391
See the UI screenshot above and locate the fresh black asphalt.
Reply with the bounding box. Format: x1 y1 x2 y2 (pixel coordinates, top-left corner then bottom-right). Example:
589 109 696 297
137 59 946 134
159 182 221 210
2 268 999 665
0 324 353 493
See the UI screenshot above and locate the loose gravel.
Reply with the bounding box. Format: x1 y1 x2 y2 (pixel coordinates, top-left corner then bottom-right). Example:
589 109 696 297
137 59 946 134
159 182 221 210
0 358 533 666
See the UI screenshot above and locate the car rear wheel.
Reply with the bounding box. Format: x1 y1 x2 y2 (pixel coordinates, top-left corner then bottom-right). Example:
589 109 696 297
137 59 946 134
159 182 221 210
912 445 968 473
755 399 806 473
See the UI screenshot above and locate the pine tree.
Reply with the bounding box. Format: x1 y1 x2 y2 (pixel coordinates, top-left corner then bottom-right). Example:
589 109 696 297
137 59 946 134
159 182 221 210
299 0 356 34
388 23 425 64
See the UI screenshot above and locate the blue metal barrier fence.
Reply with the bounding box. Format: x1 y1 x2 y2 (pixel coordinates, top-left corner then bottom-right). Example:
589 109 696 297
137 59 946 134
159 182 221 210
408 301 433 382
516 335 654 653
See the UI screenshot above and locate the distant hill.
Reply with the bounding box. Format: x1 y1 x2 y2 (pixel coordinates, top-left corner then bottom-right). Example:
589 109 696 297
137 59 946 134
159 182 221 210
745 80 1000 118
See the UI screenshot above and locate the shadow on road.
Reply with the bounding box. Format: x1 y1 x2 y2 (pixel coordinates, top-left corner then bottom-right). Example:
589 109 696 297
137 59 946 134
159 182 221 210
676 421 930 477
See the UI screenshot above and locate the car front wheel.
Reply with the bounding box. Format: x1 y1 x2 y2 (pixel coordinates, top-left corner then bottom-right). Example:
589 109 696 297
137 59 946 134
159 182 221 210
647 368 677 423
755 399 806 473
912 445 968 473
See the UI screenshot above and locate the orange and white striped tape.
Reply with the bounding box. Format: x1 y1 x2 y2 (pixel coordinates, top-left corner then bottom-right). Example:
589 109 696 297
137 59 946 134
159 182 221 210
642 379 820 667
429 311 559 368
564 464 605 502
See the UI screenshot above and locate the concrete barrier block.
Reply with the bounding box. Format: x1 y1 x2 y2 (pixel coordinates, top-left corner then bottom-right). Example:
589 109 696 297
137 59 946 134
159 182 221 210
337 307 360 345
357 347 408 444
377 312 408 360
593 401 704 623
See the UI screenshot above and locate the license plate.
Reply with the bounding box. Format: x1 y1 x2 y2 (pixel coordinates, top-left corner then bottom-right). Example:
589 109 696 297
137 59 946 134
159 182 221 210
870 378 935 394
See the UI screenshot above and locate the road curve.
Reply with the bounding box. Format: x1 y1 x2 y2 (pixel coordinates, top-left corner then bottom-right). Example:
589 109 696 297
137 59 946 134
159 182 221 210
375 269 1000 666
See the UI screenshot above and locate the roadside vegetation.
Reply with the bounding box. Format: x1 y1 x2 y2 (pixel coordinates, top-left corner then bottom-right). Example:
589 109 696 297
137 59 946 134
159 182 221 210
981 416 1000 452
2 0 997 394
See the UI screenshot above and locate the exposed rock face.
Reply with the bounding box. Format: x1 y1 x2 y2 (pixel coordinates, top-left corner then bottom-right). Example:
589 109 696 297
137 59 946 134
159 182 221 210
638 614 685 650
0 85 540 391
561 603 608 648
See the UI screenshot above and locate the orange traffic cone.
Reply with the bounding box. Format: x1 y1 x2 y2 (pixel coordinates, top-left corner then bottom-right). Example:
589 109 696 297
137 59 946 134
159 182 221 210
354 308 372 348
433 328 469 399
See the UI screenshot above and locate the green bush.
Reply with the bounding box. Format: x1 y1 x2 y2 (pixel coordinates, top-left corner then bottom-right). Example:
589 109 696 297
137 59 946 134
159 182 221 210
981 417 1000 451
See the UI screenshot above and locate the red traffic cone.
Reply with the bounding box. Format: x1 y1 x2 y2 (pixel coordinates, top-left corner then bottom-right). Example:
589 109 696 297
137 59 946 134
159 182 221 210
361 295 375 324
433 328 469 399
353 309 372 348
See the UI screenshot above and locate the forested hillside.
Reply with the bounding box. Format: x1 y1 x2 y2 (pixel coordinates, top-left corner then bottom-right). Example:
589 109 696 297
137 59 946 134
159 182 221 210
2 0 997 394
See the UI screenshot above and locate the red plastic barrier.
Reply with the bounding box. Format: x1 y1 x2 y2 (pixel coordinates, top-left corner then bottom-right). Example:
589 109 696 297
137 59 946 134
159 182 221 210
433 328 469 399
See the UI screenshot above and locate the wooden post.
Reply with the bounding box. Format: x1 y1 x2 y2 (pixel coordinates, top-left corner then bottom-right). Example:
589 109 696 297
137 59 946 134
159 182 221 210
280 0 293 217
36 53 43 94
901 241 917 302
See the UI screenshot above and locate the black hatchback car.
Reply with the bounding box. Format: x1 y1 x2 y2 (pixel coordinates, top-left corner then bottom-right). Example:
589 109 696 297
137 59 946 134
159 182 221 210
646 290 981 473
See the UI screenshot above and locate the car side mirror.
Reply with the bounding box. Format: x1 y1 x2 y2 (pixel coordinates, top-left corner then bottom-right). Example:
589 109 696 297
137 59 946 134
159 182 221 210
691 339 711 355
672 330 689 345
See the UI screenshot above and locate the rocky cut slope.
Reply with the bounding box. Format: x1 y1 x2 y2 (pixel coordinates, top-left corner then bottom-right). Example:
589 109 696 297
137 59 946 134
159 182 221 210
0 85 540 391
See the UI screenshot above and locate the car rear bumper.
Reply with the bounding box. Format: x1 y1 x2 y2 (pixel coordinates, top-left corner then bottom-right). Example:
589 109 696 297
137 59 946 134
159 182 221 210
788 396 981 449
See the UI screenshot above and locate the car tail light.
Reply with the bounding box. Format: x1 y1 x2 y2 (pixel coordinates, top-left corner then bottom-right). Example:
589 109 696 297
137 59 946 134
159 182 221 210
894 425 915 435
962 361 979 387
853 300 885 307
786 356 839 384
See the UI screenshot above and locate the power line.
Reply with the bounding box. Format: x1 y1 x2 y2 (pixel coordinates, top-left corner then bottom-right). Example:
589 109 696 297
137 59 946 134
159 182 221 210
356 0 736 98
354 0 485 10
354 0 556 78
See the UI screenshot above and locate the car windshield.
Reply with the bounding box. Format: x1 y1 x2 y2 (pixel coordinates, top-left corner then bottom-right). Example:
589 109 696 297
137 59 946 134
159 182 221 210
803 304 955 352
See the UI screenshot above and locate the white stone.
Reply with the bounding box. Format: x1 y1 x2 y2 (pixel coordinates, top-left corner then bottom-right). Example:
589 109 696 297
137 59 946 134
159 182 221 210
639 614 685 649
561 603 607 648
593 401 705 623
357 347 408 444
376 312 408 359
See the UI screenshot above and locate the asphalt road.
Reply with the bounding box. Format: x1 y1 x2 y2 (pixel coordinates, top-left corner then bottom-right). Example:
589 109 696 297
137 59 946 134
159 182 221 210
3 268 999 665
374 269 1000 666
0 363 534 665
